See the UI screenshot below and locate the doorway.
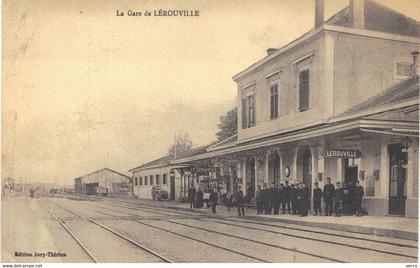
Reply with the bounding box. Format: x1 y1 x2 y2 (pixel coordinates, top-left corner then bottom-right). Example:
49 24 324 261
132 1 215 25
268 152 280 187
388 144 407 216
245 157 256 202
170 176 176 200
297 147 312 197
344 158 359 185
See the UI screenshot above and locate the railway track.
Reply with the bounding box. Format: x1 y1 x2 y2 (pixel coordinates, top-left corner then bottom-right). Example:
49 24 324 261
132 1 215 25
102 199 418 249
51 198 418 262
61 199 345 262
40 200 173 263
98 199 418 261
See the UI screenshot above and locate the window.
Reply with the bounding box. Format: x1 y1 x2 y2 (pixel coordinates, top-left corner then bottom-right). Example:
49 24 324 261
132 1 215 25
396 63 412 78
150 175 154 185
270 84 279 119
134 177 138 186
163 174 167 184
299 69 310 112
242 95 256 128
139 177 143 185
156 175 160 185
144 176 148 185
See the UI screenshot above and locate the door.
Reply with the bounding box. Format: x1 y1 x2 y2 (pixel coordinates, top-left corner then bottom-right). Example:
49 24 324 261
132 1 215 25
268 152 280 187
388 144 407 216
344 158 358 184
170 176 176 200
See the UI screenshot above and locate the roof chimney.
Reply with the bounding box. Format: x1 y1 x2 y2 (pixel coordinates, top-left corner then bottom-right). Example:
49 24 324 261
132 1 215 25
350 0 365 28
412 50 419 77
267 48 279 56
315 0 324 28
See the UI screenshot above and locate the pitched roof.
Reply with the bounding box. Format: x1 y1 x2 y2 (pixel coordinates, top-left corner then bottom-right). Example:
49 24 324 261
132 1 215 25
335 76 419 118
129 143 215 172
78 168 131 179
326 0 420 37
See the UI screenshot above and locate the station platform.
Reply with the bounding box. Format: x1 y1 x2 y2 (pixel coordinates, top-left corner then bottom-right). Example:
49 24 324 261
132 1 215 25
104 196 418 241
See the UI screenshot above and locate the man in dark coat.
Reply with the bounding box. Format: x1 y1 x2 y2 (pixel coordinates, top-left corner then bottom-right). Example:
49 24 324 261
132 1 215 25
262 183 269 214
323 177 335 216
267 183 277 215
347 181 357 215
342 182 351 215
283 181 292 214
333 182 343 217
188 187 196 209
354 180 364 216
255 185 263 214
300 183 310 216
196 189 204 208
209 188 218 213
273 183 282 215
236 189 246 216
296 183 303 215
291 183 298 215
313 182 322 215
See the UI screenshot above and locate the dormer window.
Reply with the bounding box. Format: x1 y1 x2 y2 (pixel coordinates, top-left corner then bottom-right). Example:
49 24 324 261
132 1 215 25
396 62 412 79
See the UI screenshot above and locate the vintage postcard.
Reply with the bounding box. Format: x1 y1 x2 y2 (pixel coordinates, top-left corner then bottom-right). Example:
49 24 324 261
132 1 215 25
2 0 419 265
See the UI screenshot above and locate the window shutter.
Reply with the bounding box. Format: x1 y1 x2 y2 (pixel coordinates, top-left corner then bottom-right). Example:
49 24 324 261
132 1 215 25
299 70 309 111
250 95 256 126
242 98 247 129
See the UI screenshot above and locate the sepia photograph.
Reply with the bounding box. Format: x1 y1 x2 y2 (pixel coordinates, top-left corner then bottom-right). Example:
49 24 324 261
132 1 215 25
2 0 419 265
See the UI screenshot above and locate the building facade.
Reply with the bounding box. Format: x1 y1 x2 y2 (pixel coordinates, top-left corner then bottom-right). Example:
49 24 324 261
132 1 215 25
172 0 419 218
74 168 132 196
130 145 211 200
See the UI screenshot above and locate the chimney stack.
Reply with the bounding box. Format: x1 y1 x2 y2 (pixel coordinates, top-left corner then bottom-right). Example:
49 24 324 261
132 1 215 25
350 0 365 28
267 48 279 56
412 50 419 77
315 0 324 28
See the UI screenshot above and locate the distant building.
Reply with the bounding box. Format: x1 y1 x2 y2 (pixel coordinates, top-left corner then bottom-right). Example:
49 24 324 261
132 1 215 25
129 145 212 201
74 168 132 196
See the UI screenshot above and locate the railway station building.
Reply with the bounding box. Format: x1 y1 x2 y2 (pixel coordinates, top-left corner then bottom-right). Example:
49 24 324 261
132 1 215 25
171 0 420 218
130 145 212 201
74 168 132 196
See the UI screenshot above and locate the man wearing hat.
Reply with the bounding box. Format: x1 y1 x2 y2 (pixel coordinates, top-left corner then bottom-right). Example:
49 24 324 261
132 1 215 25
283 181 292 214
313 182 323 216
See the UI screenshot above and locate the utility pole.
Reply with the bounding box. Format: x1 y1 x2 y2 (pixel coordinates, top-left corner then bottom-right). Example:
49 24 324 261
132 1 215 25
174 132 177 159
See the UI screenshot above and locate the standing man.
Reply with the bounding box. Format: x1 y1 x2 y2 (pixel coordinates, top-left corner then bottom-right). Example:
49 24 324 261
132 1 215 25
273 183 282 215
291 183 298 215
300 183 310 216
209 188 218 213
283 181 292 214
267 183 276 215
262 183 269 214
296 183 303 216
236 189 246 216
354 180 364 217
333 182 343 217
188 186 196 209
255 185 263 214
323 177 335 216
313 182 323 216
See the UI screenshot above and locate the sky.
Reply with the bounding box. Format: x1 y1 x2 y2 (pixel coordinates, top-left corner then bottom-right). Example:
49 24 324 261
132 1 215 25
3 0 420 186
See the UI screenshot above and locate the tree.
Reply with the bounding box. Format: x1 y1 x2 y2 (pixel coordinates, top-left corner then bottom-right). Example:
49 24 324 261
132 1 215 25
216 107 237 142
168 133 193 158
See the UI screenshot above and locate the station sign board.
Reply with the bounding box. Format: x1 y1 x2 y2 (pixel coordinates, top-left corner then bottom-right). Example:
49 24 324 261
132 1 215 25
324 149 360 158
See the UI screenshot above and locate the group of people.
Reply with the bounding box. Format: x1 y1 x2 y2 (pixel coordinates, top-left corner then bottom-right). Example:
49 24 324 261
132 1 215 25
255 181 310 216
322 177 365 217
187 186 247 216
187 177 365 217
